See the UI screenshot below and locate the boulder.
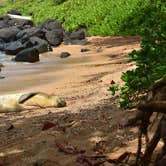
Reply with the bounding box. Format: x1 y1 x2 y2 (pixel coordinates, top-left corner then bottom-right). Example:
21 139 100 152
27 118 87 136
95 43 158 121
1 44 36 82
0 16 10 29
63 31 71 44
14 47 39 63
20 19 34 27
13 19 34 29
63 30 71 37
0 16 19 28
0 63 4 69
70 30 85 40
0 39 5 50
45 29 63 46
42 19 63 31
60 52 71 58
30 36 47 45
2 15 34 29
16 27 44 39
23 25 32 29
0 63 4 79
0 63 4 67
70 39 88 45
0 20 8 29
5 41 25 55
7 18 17 26
0 15 10 23
30 36 51 53
4 34 35 55
0 26 20 42
63 30 87 45
18 35 34 48
18 34 30 43
0 76 5 79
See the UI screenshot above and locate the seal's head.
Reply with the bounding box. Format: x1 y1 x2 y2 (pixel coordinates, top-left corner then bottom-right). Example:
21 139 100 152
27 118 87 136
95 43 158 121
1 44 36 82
53 97 66 107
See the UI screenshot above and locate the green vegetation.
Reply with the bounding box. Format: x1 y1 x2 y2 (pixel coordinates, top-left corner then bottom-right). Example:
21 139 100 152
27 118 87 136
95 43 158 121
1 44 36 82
107 84 119 96
0 0 149 35
109 0 166 108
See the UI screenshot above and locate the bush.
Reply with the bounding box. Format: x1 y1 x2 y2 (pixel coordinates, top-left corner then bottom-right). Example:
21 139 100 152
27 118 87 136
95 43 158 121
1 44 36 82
0 0 149 36
119 0 166 108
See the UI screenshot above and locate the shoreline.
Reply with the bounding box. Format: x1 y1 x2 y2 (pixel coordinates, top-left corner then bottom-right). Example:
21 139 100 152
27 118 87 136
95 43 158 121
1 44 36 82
0 36 139 95
0 36 141 165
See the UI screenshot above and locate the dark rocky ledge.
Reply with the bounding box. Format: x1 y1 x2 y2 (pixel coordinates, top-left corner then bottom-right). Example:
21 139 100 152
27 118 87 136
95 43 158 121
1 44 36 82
0 10 87 63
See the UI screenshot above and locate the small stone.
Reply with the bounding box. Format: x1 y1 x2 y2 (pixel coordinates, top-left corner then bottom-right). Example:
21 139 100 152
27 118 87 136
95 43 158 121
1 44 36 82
60 52 71 58
81 48 90 52
0 76 5 79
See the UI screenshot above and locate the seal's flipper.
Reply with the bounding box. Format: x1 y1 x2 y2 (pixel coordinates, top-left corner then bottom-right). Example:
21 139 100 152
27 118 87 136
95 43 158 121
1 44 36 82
19 92 39 104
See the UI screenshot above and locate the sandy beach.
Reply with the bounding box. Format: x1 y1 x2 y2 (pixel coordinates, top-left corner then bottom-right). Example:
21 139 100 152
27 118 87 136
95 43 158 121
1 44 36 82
0 36 144 166
0 36 139 94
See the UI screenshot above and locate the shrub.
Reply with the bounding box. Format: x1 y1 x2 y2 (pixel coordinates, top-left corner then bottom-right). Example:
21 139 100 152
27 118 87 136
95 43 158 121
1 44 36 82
119 0 166 108
0 0 149 36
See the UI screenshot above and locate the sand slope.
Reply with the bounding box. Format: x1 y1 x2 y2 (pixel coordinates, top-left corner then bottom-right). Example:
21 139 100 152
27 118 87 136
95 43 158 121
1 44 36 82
0 36 144 166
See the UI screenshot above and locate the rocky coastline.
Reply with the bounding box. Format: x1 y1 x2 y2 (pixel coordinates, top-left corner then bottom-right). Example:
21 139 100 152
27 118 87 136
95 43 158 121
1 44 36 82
0 10 87 63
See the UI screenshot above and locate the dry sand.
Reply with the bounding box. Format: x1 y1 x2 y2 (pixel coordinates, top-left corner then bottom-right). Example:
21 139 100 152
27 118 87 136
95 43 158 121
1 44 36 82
0 36 151 166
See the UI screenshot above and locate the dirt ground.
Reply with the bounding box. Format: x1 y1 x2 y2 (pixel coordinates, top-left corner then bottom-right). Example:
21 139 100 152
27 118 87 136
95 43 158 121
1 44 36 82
0 36 151 166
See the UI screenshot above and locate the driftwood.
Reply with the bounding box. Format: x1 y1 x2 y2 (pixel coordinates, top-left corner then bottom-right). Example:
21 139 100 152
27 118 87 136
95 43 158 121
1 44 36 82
7 14 32 20
138 101 166 113
125 77 166 166
142 114 166 166
139 77 166 166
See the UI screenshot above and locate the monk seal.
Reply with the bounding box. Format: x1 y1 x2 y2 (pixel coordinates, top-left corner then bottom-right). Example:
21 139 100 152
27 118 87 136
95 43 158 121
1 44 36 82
0 92 66 113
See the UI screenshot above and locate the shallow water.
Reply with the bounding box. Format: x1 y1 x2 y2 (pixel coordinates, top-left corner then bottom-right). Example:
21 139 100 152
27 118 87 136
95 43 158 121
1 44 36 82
0 51 51 64
0 50 92 95
0 51 12 63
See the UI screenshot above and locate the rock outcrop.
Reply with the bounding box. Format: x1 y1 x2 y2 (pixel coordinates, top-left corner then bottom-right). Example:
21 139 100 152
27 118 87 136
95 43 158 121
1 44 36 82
14 47 39 63
0 10 87 63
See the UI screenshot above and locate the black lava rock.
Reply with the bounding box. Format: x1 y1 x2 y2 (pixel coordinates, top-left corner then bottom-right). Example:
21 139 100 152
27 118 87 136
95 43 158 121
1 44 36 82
60 52 71 58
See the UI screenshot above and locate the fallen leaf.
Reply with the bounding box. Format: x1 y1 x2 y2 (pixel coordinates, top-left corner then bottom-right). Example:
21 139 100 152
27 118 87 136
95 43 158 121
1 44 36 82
76 155 106 166
106 151 132 164
110 80 115 84
93 141 107 154
56 142 85 155
42 122 56 131
7 124 14 131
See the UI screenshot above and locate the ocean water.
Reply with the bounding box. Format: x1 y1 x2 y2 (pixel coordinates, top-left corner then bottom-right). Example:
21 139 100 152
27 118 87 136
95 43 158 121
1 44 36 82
0 51 12 63
0 51 56 64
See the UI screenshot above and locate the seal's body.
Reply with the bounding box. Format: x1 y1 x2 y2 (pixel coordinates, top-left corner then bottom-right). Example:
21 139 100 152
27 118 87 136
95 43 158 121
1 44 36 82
0 92 66 113
0 93 23 112
20 92 66 108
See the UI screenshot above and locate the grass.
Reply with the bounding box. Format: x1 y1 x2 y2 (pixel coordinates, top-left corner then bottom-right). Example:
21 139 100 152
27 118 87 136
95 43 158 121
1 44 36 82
0 0 150 36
